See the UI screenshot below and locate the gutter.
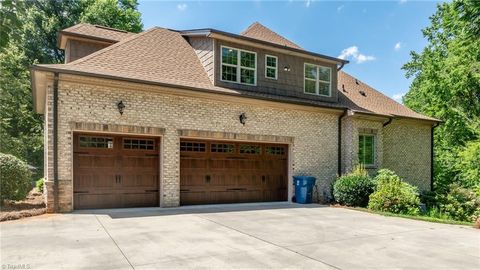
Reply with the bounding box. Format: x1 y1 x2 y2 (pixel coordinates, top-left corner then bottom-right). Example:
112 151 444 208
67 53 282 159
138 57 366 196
53 73 59 212
338 109 349 175
431 122 440 191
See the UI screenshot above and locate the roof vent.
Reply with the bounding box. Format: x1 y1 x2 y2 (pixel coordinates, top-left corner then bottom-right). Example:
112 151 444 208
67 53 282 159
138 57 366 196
359 90 366 97
355 79 359 85
342 84 347 92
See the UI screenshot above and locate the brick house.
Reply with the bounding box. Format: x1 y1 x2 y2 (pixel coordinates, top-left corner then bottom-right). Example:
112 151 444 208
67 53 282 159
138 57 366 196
30 22 439 212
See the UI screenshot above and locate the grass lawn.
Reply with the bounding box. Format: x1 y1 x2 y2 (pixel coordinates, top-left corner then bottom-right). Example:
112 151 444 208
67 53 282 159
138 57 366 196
344 206 476 227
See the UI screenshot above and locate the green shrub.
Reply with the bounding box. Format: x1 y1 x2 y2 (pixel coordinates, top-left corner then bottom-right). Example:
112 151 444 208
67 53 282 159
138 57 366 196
0 153 32 203
333 166 374 207
437 184 480 222
368 169 420 215
456 140 480 189
36 178 44 192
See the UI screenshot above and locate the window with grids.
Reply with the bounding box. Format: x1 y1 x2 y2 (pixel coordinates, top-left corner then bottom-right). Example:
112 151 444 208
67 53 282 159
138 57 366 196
266 146 286 155
221 46 256 85
123 138 155 150
211 143 235 153
79 136 113 149
239 144 261 154
180 142 206 152
304 63 331 96
358 135 375 166
265 55 277 79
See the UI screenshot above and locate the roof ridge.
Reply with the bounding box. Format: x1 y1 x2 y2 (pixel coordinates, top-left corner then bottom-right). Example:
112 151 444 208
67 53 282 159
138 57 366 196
239 21 260 35
93 24 131 33
240 22 302 49
66 28 155 66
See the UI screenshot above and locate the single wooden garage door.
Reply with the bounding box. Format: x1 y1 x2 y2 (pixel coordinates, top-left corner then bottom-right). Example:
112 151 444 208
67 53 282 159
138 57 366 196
73 133 159 209
180 139 288 205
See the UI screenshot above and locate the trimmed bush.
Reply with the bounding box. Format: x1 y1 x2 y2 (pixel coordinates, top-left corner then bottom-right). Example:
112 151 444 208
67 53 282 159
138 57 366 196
36 178 44 192
368 169 420 215
333 166 374 207
438 184 480 222
0 153 32 203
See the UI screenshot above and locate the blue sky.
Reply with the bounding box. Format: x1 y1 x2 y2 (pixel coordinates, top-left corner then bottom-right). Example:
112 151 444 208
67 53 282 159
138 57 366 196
138 0 441 102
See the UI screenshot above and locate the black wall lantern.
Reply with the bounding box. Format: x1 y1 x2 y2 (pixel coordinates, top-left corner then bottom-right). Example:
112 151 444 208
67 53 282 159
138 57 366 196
117 100 125 115
239 112 247 126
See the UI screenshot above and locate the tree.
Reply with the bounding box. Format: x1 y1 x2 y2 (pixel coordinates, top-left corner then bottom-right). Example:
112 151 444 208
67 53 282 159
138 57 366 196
403 0 480 191
80 0 143 33
0 0 143 179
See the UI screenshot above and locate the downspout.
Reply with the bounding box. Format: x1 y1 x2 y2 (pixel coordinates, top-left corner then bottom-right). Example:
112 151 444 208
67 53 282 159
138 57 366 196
53 73 59 212
431 122 440 191
383 117 393 127
338 109 348 176
337 62 346 71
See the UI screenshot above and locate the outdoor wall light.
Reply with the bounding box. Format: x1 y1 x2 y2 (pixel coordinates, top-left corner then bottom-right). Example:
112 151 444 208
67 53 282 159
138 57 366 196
283 65 291 72
239 113 247 126
117 100 125 115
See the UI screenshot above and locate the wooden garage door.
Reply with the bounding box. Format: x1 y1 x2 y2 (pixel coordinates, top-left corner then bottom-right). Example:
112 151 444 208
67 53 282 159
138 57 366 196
73 134 159 209
180 139 288 205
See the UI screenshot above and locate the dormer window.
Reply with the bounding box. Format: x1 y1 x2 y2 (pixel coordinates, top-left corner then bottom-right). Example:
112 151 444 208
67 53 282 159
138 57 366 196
265 55 278 79
304 63 331 97
221 46 256 86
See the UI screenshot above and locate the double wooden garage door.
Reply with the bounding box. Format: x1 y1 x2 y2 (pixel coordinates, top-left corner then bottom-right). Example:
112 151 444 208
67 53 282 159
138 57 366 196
73 134 288 209
180 139 288 205
73 133 160 209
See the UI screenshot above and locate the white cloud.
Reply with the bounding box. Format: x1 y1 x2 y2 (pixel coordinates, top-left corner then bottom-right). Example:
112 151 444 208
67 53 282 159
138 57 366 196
337 5 344 12
392 93 405 103
399 0 407 4
177 3 187 11
305 0 311 8
338 46 376 64
394 42 402 51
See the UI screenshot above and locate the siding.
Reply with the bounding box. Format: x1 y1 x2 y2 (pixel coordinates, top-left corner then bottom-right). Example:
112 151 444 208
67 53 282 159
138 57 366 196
188 37 215 83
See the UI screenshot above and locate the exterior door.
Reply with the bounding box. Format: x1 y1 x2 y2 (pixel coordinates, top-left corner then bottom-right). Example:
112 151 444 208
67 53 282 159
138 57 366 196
180 139 288 205
73 133 159 209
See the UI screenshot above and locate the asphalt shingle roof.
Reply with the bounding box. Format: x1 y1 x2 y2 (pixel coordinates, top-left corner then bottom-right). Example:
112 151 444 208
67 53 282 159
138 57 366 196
35 24 438 122
240 22 303 50
60 23 136 42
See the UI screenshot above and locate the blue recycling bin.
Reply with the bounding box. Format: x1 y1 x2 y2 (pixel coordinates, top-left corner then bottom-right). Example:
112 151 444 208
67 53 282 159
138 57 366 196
293 176 316 204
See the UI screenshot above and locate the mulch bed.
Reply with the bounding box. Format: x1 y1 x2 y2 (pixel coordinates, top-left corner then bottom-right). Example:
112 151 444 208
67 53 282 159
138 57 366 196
1 189 46 222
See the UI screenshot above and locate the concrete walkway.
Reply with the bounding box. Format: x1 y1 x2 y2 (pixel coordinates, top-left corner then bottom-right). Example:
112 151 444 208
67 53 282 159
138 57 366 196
1 203 479 269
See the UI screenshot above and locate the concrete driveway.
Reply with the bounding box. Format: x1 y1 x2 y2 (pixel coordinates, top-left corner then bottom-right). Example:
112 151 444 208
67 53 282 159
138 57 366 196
1 203 479 270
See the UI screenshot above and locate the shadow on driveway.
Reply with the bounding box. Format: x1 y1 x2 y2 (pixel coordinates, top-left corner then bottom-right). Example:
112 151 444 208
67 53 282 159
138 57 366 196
72 202 327 219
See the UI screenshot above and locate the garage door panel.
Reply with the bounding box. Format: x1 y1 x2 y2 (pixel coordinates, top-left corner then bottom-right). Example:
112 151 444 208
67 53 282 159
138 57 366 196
122 192 158 207
74 134 159 210
180 139 288 205
74 193 119 210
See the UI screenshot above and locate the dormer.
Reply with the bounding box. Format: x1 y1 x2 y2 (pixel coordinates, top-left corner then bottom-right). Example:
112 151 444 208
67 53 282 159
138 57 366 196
182 22 348 103
58 23 135 63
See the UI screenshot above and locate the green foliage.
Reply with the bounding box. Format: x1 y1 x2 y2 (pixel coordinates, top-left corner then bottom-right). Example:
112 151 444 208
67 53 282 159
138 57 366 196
36 178 44 192
333 166 374 207
0 0 143 177
402 1 480 192
0 0 24 48
350 164 369 177
436 184 480 222
455 140 480 189
0 153 32 203
80 0 143 33
368 169 421 215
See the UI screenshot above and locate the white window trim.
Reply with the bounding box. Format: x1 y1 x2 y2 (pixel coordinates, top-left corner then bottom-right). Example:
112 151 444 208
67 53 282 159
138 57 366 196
303 63 332 97
358 134 376 167
265 54 278 80
220 45 257 86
